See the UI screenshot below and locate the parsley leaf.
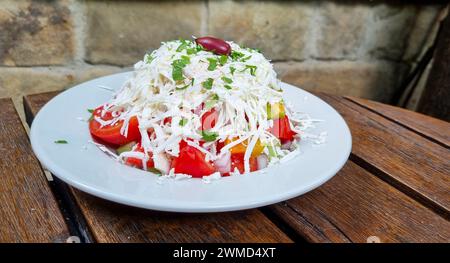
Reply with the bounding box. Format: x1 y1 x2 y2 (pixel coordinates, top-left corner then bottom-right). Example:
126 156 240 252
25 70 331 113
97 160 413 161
202 78 214 90
230 66 236 75
54 140 68 144
224 84 232 90
176 40 189 52
172 67 184 81
186 48 197 55
201 130 219 142
242 65 257 76
241 55 252 62
221 76 233 84
207 58 218 71
230 50 245 61
172 56 191 81
219 55 228 65
196 44 204 52
145 54 154 64
179 118 188 126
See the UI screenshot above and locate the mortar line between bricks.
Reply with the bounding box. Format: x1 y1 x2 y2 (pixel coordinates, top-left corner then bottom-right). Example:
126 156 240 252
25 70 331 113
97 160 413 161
68 0 88 64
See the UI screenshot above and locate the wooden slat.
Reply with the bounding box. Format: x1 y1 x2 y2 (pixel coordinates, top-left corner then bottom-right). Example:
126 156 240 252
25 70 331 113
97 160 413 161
71 189 290 243
347 96 450 148
318 93 450 217
270 161 450 243
0 98 70 242
24 92 292 243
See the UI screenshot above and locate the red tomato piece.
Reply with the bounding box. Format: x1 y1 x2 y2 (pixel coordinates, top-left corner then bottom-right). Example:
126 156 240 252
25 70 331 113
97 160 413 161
230 153 258 174
268 115 296 143
124 143 154 169
201 108 219 130
89 106 141 146
171 143 216 178
163 117 172 125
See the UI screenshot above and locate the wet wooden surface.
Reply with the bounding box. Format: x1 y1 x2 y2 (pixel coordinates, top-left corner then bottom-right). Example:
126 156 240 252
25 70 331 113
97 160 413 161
0 98 70 242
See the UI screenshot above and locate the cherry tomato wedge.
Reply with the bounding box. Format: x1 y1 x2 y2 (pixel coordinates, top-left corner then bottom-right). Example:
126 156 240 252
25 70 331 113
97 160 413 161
230 153 258 174
124 143 154 169
269 115 296 143
201 108 219 130
171 142 216 178
89 106 141 146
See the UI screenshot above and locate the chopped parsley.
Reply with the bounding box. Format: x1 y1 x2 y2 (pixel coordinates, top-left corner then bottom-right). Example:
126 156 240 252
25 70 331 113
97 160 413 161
88 109 94 121
202 78 214 90
172 67 183 81
201 130 219 142
172 56 191 81
207 58 218 71
176 40 190 52
221 76 233 84
219 55 228 65
224 84 232 90
241 55 252 62
196 44 204 52
179 118 188 126
180 55 190 64
54 140 68 144
242 65 257 76
230 66 236 75
186 48 197 55
230 50 245 61
145 54 155 64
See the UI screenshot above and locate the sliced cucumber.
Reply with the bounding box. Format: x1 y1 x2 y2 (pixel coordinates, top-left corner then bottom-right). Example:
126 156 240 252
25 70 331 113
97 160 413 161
116 141 136 155
147 167 162 175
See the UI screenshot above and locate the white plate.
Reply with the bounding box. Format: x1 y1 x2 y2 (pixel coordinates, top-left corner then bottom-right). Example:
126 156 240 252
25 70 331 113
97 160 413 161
30 72 351 213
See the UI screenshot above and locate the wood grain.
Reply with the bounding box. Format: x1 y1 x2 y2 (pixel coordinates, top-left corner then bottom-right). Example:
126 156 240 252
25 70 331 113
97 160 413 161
0 98 70 242
270 161 450 243
71 189 291 243
318 93 450 217
347 96 450 148
24 92 292 243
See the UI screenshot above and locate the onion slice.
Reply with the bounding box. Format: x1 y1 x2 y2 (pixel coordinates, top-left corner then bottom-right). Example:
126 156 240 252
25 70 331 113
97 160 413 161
256 154 269 170
214 151 231 174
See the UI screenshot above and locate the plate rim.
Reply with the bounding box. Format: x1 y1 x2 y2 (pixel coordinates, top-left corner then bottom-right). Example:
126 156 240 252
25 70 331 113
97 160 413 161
30 71 352 213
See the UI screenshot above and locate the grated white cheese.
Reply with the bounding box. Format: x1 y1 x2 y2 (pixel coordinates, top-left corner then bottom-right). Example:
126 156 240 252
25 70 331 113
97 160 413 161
93 39 318 176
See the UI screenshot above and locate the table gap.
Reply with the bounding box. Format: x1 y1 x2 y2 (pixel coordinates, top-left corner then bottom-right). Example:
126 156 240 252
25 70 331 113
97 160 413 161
259 206 309 243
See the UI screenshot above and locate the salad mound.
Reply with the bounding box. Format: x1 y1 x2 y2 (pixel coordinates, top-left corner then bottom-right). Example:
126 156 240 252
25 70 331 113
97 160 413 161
89 37 305 178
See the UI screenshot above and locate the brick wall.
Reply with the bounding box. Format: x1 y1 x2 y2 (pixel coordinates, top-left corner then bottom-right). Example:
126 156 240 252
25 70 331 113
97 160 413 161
0 0 445 121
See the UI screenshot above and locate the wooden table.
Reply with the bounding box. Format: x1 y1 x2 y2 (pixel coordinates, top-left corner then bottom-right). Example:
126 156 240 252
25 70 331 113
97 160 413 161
0 91 448 243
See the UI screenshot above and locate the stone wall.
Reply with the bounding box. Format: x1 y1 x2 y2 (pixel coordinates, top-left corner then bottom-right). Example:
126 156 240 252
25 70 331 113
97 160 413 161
0 0 445 122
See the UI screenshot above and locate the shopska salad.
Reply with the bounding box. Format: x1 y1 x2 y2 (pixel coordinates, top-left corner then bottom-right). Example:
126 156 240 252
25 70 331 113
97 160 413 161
89 37 312 179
